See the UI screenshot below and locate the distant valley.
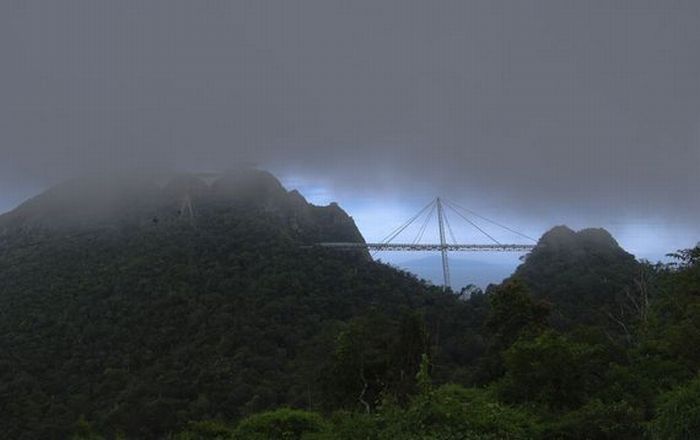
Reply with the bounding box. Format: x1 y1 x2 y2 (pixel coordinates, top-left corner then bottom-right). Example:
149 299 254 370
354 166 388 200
385 253 522 289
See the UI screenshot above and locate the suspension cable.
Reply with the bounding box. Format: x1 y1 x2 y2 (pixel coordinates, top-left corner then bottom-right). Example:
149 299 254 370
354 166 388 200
443 201 502 245
378 199 435 244
442 207 458 245
444 199 537 242
372 198 436 258
412 202 436 245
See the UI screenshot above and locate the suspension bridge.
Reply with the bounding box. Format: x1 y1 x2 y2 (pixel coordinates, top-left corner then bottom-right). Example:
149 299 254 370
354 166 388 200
319 197 537 289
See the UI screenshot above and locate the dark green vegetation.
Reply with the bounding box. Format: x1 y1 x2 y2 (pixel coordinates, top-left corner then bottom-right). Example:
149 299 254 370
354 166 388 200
1 171 699 439
504 225 640 328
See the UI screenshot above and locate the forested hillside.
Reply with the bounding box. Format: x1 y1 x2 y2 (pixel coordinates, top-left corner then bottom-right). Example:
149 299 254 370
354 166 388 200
170 242 700 440
1 171 699 439
0 171 485 438
501 225 640 328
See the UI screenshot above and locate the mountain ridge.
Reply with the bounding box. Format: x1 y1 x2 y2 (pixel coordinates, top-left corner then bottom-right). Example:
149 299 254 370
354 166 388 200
0 171 651 438
0 169 366 248
500 224 639 326
0 170 473 438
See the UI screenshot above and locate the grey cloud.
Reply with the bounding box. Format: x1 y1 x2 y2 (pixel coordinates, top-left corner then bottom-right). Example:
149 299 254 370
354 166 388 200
0 0 699 231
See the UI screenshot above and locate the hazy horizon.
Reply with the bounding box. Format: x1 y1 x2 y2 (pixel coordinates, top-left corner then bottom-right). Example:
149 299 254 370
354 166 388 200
2 1 699 284
1 169 694 289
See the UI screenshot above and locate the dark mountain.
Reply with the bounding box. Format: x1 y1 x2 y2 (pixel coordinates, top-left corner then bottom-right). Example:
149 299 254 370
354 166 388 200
4 173 700 439
0 169 365 246
502 225 640 327
0 170 479 439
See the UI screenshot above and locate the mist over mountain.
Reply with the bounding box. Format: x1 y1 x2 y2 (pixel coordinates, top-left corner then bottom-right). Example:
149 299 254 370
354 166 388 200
0 169 366 246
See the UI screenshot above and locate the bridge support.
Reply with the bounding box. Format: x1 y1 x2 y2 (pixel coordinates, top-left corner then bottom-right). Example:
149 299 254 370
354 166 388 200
436 198 451 289
317 197 537 291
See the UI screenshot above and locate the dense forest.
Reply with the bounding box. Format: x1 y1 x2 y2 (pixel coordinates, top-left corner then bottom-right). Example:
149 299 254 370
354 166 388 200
1 171 699 439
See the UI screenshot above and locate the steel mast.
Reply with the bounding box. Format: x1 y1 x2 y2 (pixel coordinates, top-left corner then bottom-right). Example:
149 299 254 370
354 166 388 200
436 197 451 289
317 197 537 291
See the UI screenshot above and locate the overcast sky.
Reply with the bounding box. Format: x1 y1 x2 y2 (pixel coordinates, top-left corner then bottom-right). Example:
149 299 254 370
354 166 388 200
1 0 699 267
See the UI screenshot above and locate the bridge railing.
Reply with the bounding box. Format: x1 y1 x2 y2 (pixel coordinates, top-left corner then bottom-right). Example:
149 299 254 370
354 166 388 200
318 242 535 252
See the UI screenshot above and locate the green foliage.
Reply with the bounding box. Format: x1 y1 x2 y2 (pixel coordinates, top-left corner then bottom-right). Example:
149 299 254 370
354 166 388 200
375 385 540 439
485 280 549 349
217 386 539 439
0 191 483 438
499 331 604 410
70 415 104 440
322 310 430 411
505 226 640 328
598 360 689 415
174 420 235 440
321 410 379 440
415 353 432 395
3 174 700 439
648 377 700 440
324 313 394 411
474 280 549 384
233 408 329 440
649 303 700 372
543 399 644 439
667 246 700 269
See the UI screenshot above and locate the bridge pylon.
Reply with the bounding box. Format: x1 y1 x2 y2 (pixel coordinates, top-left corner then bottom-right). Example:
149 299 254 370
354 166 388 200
436 198 451 289
318 197 537 291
